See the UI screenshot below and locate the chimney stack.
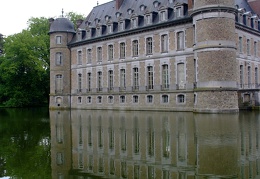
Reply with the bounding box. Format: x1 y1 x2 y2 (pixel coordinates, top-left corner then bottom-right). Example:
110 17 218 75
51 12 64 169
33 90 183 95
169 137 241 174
116 0 124 10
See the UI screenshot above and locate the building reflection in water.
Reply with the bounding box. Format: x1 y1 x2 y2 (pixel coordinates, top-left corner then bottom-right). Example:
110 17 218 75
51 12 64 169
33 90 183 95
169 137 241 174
50 110 260 179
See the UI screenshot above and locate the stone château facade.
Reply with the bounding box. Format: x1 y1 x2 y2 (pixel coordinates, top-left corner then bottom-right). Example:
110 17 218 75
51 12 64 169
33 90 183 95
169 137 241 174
49 0 260 113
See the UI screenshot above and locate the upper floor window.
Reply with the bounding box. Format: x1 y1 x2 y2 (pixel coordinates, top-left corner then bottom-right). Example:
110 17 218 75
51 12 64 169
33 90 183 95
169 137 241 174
78 74 82 92
56 36 61 44
108 45 114 61
119 22 124 31
120 42 126 59
97 47 102 62
147 66 154 90
146 37 153 55
254 41 257 57
132 40 139 57
87 72 91 91
176 7 182 18
247 39 250 55
120 69 126 90
133 67 139 90
87 49 92 64
97 71 102 91
55 74 63 93
132 18 137 28
77 50 82 65
160 11 166 21
161 34 168 52
239 37 243 53
177 31 184 50
55 52 62 66
108 70 114 90
146 15 151 24
162 64 169 89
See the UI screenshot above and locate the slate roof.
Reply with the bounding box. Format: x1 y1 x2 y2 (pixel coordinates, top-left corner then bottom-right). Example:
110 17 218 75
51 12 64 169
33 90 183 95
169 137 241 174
79 0 188 29
49 17 75 34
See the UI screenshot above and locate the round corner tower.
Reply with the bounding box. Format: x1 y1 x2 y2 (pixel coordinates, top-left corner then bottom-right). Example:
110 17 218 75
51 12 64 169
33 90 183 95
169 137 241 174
191 0 239 113
49 17 75 109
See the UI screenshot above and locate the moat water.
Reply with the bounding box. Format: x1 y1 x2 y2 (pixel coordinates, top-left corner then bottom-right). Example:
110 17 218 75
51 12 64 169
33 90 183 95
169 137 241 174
0 108 260 179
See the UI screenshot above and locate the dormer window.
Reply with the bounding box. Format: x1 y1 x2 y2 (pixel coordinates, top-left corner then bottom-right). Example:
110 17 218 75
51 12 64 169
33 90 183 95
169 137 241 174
119 21 124 31
96 27 101 37
77 31 82 41
140 5 146 11
105 15 110 21
132 18 137 28
107 24 112 34
174 4 183 18
56 36 61 44
160 11 166 21
128 9 133 15
153 1 160 8
146 14 151 24
176 7 182 18
95 18 100 25
116 12 121 18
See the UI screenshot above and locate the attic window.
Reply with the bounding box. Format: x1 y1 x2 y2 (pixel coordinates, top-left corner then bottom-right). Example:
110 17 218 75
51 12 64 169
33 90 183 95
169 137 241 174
105 15 110 21
140 5 146 11
128 9 133 15
153 1 160 8
169 0 174 3
95 18 100 25
116 12 121 18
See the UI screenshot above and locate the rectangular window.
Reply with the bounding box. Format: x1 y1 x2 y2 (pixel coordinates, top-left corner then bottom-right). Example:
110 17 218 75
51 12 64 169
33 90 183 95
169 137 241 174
87 49 92 64
161 11 166 21
97 47 102 62
108 25 112 33
146 37 153 55
132 18 137 28
147 95 153 103
177 31 184 50
161 34 168 52
78 74 82 92
120 42 126 59
162 95 169 103
120 22 124 31
240 65 244 88
147 66 154 90
132 40 139 57
248 66 251 88
177 94 185 103
146 15 151 24
108 70 113 90
108 45 114 61
177 63 185 89
254 41 257 57
97 71 102 91
176 7 182 18
255 68 258 86
120 69 126 90
77 51 82 65
162 64 169 89
56 36 61 44
55 52 62 66
239 37 243 53
133 95 138 103
247 39 250 55
120 96 126 103
55 74 63 93
133 67 139 90
87 72 91 92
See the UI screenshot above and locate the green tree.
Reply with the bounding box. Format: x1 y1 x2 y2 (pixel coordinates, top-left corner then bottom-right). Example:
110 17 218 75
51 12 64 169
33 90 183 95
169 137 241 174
0 17 49 107
66 12 85 29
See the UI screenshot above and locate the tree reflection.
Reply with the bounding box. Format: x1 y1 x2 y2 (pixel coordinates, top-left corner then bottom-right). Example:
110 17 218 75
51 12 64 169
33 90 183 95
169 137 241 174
0 108 51 178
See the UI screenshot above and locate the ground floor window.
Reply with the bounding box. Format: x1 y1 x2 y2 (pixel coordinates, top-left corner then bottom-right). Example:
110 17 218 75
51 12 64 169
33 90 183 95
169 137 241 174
162 95 169 103
133 95 139 103
120 96 126 103
97 96 102 104
147 95 153 103
177 94 185 104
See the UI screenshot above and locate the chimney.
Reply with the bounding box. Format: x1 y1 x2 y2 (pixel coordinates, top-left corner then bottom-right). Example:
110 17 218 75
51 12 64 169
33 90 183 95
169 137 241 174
76 19 84 28
116 0 124 10
188 0 194 9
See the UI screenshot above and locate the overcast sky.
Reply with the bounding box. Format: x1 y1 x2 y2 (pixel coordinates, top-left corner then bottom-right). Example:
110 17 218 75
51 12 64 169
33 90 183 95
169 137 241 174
0 0 111 36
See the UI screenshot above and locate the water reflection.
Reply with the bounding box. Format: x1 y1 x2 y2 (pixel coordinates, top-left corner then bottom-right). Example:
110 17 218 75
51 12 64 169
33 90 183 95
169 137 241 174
50 110 260 179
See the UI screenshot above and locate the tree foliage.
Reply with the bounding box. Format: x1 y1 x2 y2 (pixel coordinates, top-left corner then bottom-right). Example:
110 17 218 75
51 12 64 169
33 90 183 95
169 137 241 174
0 12 83 107
0 17 50 107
